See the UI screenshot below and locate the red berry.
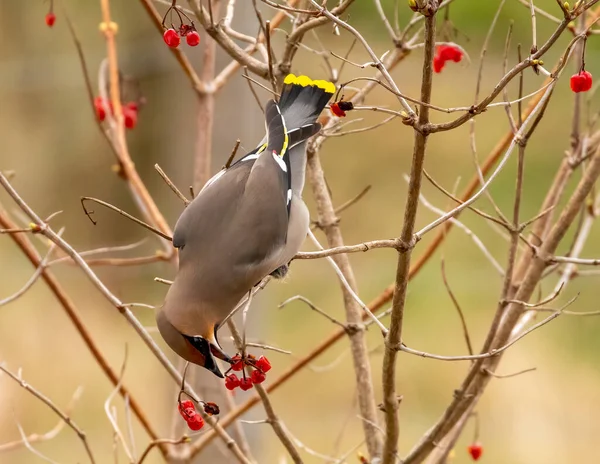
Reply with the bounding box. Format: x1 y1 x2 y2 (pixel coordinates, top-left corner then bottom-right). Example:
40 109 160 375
329 102 346 117
178 400 196 420
582 71 593 91
46 13 56 27
433 56 445 73
571 74 584 92
179 400 194 410
571 70 593 93
439 45 461 63
467 443 483 461
239 377 254 391
230 355 244 371
186 413 205 431
255 356 271 373
433 45 462 74
448 47 463 63
437 45 450 60
123 105 138 129
186 31 201 47
225 373 241 390
250 369 266 384
94 97 107 121
163 28 181 48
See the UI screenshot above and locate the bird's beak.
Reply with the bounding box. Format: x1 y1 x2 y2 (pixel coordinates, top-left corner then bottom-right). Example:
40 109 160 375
185 335 224 378
210 327 232 363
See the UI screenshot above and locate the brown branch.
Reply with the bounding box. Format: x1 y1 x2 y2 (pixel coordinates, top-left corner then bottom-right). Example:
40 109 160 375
295 239 401 259
381 8 437 463
99 0 174 259
225 139 242 169
193 0 222 192
306 148 383 459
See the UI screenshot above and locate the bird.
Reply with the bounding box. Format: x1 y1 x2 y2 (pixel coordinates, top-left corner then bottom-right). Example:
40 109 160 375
156 74 335 377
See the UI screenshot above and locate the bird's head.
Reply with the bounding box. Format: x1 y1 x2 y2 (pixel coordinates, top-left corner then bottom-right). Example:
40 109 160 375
156 309 231 378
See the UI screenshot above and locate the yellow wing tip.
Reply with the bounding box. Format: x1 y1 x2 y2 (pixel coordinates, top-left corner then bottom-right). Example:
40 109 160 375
284 73 336 94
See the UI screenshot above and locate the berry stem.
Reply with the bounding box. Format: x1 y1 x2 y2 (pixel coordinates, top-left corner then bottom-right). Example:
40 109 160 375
580 35 588 73
471 411 480 443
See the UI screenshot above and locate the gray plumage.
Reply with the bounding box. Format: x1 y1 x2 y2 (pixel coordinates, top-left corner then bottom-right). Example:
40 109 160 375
157 75 335 376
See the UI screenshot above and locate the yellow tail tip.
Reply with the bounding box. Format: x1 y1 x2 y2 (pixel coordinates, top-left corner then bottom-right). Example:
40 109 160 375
284 73 336 94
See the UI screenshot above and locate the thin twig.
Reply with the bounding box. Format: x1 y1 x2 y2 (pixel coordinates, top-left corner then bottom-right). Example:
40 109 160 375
80 197 173 241
441 259 474 356
483 367 537 378
0 387 83 453
155 164 190 206
279 295 347 329
0 365 95 464
0 232 62 307
137 437 189 464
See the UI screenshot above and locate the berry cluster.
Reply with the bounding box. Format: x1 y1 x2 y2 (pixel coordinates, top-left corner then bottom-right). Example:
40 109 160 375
224 355 271 391
163 26 200 49
467 442 483 461
94 97 139 129
433 44 463 73
161 2 200 49
330 100 354 118
570 70 593 93
178 400 204 431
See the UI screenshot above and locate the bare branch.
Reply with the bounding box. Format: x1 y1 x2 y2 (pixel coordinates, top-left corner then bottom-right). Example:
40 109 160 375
279 295 348 329
0 365 95 464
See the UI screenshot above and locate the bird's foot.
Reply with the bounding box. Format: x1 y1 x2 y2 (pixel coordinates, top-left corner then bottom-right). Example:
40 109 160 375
269 264 289 279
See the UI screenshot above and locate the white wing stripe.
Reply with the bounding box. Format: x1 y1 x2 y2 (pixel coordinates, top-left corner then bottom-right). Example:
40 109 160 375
272 151 287 172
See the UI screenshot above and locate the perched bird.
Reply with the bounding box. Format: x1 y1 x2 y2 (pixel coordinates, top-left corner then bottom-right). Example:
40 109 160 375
157 74 335 377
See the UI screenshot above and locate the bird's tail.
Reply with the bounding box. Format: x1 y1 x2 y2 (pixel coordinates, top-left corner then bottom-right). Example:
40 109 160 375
278 74 335 130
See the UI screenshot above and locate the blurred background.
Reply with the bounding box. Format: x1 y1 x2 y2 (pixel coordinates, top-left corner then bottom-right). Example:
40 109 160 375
1 1 600 463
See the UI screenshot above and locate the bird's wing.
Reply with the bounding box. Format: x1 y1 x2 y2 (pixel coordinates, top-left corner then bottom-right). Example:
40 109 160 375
172 100 296 295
